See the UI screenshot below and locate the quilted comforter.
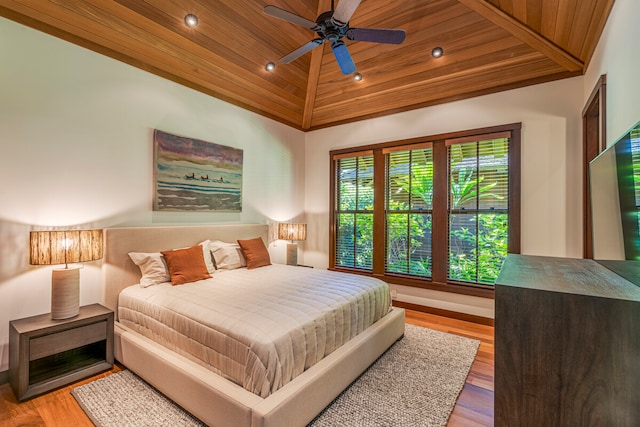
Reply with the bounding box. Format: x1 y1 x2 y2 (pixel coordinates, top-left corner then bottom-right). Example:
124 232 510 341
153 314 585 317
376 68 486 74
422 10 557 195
118 264 391 397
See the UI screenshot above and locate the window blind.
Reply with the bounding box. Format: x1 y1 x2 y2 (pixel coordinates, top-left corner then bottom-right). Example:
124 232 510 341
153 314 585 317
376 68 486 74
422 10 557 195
447 137 509 285
335 154 374 270
385 147 433 277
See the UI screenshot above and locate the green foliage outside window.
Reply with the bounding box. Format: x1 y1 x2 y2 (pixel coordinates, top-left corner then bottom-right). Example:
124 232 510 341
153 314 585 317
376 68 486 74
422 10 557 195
336 154 375 270
449 213 508 284
450 167 499 208
386 208 432 276
387 158 433 277
448 137 509 285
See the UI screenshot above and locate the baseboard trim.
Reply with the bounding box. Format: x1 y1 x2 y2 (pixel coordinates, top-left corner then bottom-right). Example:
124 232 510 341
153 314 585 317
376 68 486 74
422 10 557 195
0 369 8 385
393 300 494 326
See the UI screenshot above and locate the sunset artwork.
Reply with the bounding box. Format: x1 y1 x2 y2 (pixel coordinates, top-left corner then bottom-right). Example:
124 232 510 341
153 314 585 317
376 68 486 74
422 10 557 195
153 130 243 212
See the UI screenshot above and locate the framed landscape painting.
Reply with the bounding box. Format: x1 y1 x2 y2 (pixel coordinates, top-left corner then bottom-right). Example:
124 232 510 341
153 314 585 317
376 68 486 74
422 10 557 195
153 130 243 212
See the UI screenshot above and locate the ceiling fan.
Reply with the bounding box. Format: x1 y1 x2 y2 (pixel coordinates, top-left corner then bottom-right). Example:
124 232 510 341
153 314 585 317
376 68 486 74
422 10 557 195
264 0 406 75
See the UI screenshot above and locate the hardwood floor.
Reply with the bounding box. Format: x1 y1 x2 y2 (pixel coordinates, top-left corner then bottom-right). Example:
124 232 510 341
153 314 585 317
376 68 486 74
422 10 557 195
0 309 494 426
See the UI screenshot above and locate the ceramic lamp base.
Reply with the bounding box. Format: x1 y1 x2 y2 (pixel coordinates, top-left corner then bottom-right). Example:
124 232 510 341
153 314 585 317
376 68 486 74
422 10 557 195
285 243 298 266
51 267 80 319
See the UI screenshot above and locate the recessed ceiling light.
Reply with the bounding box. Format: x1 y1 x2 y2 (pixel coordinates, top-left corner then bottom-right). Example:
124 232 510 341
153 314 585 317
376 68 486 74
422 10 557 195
265 62 276 72
184 13 199 28
431 47 444 58
353 72 363 81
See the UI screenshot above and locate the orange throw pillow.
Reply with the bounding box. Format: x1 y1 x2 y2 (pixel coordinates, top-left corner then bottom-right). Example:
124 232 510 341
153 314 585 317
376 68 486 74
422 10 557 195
237 238 271 270
161 245 212 285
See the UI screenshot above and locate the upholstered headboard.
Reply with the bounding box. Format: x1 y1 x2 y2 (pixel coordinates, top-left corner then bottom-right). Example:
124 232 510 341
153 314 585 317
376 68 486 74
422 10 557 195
101 224 269 316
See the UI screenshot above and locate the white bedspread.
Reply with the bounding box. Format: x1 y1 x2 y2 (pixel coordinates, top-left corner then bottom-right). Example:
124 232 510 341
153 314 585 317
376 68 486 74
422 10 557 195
118 264 391 397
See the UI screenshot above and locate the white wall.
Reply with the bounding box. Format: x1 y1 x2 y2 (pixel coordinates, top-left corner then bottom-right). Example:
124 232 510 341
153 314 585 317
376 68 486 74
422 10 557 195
304 77 585 318
584 0 640 145
0 18 306 372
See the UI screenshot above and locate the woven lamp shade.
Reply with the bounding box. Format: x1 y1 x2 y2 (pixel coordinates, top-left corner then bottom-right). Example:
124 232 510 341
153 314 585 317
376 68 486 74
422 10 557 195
30 229 103 266
277 223 307 242
29 229 103 319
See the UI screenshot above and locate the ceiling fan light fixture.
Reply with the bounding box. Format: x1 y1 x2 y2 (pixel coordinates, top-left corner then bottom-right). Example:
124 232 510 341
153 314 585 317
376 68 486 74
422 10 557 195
431 46 444 58
263 3 406 76
353 72 363 81
265 61 276 72
184 13 199 28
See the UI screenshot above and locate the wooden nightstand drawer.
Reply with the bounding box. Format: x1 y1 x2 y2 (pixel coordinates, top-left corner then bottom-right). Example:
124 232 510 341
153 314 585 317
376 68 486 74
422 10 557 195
30 321 107 361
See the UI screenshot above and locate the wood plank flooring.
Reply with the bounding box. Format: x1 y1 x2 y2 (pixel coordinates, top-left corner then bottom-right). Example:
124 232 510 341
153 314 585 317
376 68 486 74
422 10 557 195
0 308 494 426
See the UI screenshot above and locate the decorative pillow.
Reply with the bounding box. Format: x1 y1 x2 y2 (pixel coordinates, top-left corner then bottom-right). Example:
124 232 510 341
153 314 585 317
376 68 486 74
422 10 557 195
128 252 170 288
198 240 217 275
237 238 271 270
209 240 246 270
161 245 212 285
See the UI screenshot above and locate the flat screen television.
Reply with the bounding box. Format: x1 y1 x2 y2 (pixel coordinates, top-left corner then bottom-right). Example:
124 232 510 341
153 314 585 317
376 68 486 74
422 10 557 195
589 121 640 286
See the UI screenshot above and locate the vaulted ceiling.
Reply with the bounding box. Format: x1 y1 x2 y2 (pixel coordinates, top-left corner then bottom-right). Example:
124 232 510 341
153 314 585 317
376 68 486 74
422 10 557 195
0 0 615 131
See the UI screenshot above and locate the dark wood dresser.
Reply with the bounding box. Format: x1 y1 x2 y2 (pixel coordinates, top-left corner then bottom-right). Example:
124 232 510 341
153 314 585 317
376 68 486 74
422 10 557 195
495 255 640 426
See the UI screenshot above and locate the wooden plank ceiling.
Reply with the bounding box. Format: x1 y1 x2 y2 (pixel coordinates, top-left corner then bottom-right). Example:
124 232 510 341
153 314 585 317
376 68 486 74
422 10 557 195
0 0 614 131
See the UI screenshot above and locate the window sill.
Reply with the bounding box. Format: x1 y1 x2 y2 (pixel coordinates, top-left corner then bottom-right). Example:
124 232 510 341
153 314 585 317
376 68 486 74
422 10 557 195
329 267 495 299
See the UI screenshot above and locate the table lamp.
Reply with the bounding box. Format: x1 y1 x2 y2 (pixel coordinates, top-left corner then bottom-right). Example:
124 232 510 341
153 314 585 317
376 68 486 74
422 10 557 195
30 229 103 319
278 223 307 266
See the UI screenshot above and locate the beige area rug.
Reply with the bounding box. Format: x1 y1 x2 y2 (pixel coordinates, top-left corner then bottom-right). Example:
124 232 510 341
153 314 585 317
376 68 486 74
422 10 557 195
71 324 480 427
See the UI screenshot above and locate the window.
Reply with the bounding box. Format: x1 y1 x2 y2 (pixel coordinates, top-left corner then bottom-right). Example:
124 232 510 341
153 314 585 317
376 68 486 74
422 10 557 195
447 136 510 285
385 145 433 277
334 152 374 270
330 124 521 296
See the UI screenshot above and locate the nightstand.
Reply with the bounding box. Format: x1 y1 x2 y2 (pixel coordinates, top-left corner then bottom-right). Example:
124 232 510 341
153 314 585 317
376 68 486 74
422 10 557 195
9 303 114 401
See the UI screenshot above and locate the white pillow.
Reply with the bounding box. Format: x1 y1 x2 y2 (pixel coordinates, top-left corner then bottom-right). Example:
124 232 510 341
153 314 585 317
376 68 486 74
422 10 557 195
198 240 217 275
209 240 246 270
128 252 169 287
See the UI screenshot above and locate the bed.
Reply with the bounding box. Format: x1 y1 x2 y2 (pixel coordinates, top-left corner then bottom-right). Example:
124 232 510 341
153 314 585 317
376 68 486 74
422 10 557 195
101 224 405 427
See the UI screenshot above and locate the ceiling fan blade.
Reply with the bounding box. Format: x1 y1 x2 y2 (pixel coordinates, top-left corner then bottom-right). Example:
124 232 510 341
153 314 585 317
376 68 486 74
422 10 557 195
264 5 318 30
332 0 362 26
279 39 323 64
331 41 356 75
346 28 406 44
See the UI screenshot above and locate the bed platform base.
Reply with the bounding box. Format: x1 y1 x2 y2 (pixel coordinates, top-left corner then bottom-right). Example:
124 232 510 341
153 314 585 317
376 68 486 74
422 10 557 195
115 308 404 427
